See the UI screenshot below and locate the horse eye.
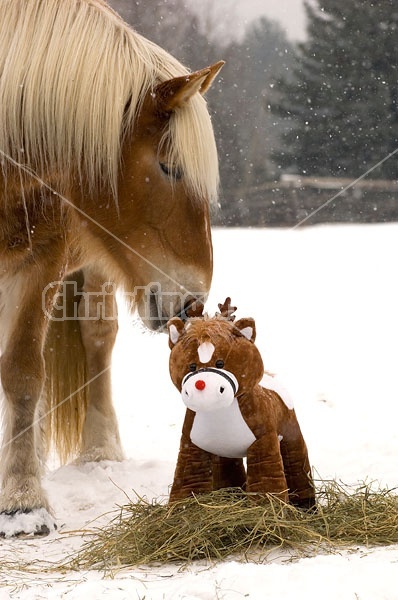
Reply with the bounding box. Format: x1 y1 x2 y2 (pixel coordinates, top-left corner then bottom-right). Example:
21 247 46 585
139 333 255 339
189 363 197 372
160 162 182 180
215 359 224 369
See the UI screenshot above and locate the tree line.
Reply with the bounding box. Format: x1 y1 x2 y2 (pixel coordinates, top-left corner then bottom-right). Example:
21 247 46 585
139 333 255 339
109 0 398 225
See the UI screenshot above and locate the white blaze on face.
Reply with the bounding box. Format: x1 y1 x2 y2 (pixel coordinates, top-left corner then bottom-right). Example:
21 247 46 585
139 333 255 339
197 341 215 364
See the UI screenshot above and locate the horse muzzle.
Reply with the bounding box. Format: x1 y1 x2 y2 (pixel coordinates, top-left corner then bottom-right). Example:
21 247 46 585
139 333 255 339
138 284 207 332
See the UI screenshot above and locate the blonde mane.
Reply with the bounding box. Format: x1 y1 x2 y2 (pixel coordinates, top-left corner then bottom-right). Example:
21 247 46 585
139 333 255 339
0 0 219 202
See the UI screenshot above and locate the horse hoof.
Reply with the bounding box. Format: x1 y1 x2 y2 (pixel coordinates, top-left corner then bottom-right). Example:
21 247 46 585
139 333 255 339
0 507 56 538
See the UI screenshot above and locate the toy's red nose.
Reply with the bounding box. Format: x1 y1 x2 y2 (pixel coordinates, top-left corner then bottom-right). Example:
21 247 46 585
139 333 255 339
195 379 206 391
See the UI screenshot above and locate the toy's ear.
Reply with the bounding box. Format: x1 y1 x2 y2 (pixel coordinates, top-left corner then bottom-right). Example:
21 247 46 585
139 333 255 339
167 317 186 349
234 318 256 342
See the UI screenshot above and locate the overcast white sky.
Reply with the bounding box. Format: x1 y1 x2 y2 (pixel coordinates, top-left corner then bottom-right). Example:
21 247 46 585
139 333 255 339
188 0 308 42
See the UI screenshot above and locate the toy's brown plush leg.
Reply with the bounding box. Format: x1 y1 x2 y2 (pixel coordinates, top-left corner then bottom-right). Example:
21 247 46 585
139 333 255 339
280 418 316 509
211 456 246 490
169 411 213 501
246 433 289 502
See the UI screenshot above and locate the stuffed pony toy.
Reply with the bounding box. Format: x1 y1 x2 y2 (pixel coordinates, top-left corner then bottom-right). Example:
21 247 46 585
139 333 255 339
167 299 315 509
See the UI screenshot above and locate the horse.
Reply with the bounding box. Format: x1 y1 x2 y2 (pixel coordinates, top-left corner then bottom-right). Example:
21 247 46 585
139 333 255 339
0 0 223 537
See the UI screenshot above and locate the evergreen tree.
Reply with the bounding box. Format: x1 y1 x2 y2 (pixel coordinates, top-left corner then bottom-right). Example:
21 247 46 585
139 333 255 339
108 0 214 67
215 18 294 202
272 0 398 179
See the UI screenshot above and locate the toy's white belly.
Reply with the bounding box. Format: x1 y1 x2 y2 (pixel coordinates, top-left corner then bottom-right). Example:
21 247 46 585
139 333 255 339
190 398 256 458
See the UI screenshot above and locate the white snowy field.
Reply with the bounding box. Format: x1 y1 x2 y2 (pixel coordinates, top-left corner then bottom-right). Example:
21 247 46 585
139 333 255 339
1 224 398 599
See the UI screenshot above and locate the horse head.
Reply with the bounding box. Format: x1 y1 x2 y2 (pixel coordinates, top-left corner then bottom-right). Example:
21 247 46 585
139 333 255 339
77 61 224 331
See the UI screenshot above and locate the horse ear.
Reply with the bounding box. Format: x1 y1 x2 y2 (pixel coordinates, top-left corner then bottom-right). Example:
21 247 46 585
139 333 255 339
167 317 186 348
197 60 225 95
234 318 256 342
154 61 225 112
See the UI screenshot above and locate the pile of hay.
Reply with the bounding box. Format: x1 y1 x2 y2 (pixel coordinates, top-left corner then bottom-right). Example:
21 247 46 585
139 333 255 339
68 481 398 570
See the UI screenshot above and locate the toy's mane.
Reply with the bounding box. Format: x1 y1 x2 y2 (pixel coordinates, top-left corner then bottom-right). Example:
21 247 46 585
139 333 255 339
182 318 236 349
0 0 219 201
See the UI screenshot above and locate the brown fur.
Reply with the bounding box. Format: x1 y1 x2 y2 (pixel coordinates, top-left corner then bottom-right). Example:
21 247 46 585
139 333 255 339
0 0 223 535
168 317 316 508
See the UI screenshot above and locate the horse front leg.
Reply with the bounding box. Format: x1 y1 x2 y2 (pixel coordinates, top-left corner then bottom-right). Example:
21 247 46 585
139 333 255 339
0 277 58 536
77 268 123 462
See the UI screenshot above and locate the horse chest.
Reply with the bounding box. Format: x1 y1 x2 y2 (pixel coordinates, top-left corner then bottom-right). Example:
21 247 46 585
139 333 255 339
190 398 256 458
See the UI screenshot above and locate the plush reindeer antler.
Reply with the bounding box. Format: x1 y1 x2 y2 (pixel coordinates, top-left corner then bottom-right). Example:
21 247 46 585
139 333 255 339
184 298 205 319
217 297 237 321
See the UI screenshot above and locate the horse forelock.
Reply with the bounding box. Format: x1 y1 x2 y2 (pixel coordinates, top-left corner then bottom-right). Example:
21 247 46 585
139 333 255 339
0 0 219 204
165 96 219 205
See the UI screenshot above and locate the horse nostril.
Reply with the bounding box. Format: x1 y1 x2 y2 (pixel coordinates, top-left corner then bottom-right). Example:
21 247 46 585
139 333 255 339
195 380 206 391
182 296 205 320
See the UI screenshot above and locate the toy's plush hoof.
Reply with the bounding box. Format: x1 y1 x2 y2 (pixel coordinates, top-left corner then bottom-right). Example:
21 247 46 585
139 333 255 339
294 497 317 512
0 508 56 538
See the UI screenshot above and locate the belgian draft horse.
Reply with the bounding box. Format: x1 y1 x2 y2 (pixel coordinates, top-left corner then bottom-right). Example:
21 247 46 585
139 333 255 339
0 0 223 536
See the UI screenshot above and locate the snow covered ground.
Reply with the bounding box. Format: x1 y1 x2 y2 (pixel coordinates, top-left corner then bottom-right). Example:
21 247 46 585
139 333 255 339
1 224 398 599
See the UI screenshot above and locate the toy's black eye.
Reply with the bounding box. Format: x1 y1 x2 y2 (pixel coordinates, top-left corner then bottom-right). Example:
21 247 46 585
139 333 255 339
215 359 224 369
160 162 183 180
189 363 197 372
